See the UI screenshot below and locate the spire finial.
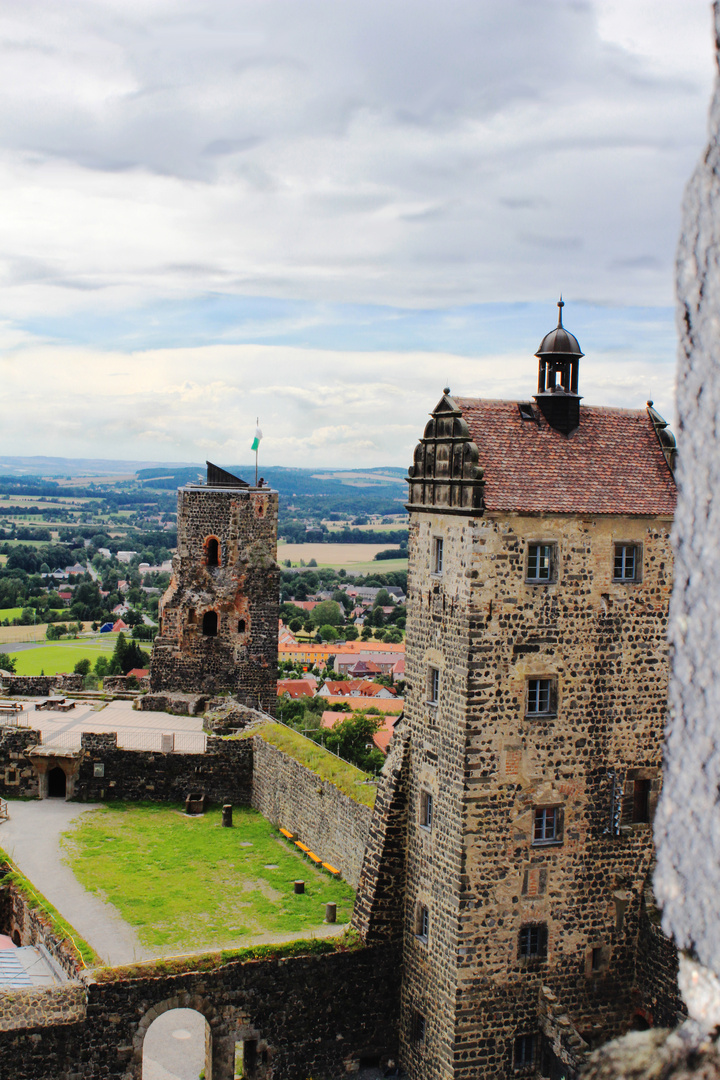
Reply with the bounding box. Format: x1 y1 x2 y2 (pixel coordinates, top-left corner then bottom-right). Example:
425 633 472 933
557 295 564 327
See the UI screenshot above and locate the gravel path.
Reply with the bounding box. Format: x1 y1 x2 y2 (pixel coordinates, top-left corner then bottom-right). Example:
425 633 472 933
0 799 145 966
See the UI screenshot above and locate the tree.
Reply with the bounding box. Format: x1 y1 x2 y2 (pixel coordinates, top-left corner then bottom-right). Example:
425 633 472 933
323 712 382 771
95 656 109 677
373 588 392 608
318 624 339 641
361 625 373 640
344 625 358 640
74 658 91 676
289 618 303 633
0 653 17 673
310 600 344 629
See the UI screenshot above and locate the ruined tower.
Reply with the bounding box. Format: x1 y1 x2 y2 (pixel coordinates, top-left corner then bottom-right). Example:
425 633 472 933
393 306 677 1078
150 462 279 711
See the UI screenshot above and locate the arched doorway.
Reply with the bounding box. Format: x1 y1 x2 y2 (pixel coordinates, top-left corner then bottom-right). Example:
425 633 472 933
142 1008 210 1080
47 766 66 798
202 611 218 637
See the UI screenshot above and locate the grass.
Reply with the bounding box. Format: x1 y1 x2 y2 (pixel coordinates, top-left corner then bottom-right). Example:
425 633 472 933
4 636 117 675
61 803 356 953
0 621 94 645
93 929 363 983
0 845 100 968
249 723 377 809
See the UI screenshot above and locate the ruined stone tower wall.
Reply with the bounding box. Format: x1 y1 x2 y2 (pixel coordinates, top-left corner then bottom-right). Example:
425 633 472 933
150 485 279 711
400 509 674 1080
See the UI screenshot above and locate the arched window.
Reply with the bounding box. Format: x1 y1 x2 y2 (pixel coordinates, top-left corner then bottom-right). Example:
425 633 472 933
202 611 218 637
237 618 246 634
206 537 220 567
142 1008 209 1080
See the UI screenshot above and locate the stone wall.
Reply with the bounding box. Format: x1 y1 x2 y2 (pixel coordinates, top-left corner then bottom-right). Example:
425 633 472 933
0 985 86 1033
352 723 411 944
75 732 254 805
0 871 84 980
0 944 401 1080
102 675 150 694
54 674 84 692
398 509 675 1080
0 725 40 798
1 676 54 695
251 735 373 888
151 483 279 711
635 881 684 1031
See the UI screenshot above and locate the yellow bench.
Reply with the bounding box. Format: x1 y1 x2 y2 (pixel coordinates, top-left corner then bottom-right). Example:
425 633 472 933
307 852 322 864
279 828 294 839
295 841 310 853
322 862 341 877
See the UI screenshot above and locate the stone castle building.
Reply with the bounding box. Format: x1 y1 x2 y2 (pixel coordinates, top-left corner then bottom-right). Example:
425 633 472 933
150 462 279 712
389 303 678 1079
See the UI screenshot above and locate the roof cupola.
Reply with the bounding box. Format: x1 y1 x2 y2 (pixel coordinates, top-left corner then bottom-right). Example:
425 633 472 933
533 298 583 434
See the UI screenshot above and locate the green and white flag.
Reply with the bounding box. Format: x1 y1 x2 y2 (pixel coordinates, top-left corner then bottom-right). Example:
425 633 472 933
251 426 263 452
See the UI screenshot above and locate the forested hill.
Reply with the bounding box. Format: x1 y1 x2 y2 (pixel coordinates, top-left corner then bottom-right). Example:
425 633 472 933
136 465 407 519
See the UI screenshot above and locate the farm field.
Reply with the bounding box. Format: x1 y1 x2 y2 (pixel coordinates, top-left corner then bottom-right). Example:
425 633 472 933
62 802 356 952
3 635 118 675
0 621 94 645
278 542 403 567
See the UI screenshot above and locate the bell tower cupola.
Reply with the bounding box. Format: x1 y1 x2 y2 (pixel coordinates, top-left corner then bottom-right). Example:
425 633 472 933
533 298 583 434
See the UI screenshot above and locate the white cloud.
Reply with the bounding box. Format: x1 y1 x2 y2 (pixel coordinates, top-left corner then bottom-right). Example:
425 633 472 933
0 340 676 467
0 0 713 322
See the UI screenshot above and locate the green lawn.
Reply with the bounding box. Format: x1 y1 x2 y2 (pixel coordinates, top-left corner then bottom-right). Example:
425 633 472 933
5 637 116 675
61 803 356 953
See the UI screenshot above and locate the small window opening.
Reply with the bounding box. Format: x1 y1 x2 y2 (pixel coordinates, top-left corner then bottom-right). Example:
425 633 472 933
433 537 444 574
518 923 547 959
527 543 554 583
237 618 246 634
416 904 429 942
533 807 560 845
632 778 651 824
514 1033 536 1070
614 544 638 582
591 946 603 972
527 678 554 716
187 608 196 624
428 667 440 706
206 537 220 567
420 791 433 829
518 403 535 422
202 611 218 637
413 1012 426 1042
7 769 17 783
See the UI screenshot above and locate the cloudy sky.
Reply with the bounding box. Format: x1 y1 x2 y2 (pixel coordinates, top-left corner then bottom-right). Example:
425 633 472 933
0 0 715 468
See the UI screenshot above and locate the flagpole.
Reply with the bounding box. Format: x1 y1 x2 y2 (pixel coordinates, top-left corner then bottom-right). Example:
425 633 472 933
255 416 259 487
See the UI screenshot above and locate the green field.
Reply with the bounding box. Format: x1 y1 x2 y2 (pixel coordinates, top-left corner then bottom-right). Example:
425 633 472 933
0 607 66 622
62 803 355 952
4 637 117 675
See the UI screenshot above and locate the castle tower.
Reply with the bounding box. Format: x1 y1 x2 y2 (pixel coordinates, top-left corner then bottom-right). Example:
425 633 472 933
150 462 279 711
396 308 677 1078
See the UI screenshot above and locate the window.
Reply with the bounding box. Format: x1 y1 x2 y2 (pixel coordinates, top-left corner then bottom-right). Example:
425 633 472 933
533 807 561 846
237 618 246 634
633 778 651 823
202 611 218 637
518 923 548 960
417 904 429 942
206 537 220 567
526 543 555 583
526 678 555 717
420 791 433 830
591 946 603 972
428 667 440 706
413 1012 426 1042
614 544 639 582
433 537 444 574
514 1033 536 1071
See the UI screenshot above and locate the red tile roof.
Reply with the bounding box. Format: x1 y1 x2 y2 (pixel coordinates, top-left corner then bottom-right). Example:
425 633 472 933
277 679 317 699
454 399 676 516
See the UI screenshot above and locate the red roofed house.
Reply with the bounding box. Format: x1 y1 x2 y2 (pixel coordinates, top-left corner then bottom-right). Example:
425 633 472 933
378 303 678 1079
127 668 149 679
112 619 128 631
277 678 317 700
321 710 399 755
318 679 396 699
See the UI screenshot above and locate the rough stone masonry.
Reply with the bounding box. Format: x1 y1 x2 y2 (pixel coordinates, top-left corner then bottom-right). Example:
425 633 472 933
150 462 279 712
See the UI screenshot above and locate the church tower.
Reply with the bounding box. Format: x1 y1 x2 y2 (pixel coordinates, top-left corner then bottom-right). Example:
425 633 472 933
150 462 279 712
